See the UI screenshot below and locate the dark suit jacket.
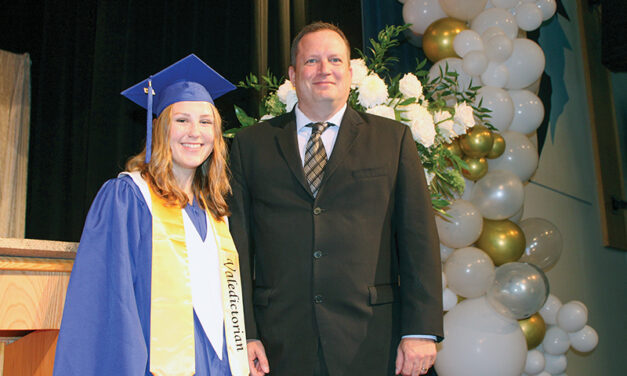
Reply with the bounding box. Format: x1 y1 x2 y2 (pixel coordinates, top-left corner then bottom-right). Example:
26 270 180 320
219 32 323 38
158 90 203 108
228 107 443 376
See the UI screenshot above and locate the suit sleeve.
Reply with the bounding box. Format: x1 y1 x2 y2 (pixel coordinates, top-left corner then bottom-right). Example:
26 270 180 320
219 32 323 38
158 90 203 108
53 179 149 375
227 134 258 339
394 126 444 341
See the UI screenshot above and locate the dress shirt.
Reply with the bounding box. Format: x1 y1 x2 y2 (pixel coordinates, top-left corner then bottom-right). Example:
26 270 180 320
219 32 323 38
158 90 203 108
293 103 436 343
295 104 346 166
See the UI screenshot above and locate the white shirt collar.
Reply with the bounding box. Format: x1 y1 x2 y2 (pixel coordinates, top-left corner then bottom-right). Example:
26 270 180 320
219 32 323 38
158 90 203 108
295 103 348 131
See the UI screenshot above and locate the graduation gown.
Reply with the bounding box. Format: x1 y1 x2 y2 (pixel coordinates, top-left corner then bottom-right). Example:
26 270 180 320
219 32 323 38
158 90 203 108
53 175 231 375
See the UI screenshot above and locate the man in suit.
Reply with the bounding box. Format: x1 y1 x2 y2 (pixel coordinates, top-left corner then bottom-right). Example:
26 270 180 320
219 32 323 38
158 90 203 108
228 22 443 376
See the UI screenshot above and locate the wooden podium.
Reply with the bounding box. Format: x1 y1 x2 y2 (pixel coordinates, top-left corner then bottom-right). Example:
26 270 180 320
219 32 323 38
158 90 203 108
0 238 77 376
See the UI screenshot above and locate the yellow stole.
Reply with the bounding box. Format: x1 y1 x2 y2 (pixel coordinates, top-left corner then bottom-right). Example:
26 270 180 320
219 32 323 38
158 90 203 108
144 181 249 376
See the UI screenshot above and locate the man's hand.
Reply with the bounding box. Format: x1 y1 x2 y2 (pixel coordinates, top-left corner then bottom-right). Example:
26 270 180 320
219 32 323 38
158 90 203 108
395 337 437 375
247 339 270 376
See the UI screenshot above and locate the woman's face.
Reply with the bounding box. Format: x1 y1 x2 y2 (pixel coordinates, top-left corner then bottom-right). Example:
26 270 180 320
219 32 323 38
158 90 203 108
168 101 215 178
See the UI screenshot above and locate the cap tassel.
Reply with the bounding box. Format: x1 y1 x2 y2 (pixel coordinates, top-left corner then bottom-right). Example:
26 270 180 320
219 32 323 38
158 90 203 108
145 77 154 163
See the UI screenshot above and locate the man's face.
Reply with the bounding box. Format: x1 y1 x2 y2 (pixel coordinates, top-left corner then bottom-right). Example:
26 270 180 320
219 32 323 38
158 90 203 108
288 29 352 119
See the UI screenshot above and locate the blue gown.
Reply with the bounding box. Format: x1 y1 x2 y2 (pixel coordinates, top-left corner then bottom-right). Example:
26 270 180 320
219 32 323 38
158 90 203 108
53 175 231 375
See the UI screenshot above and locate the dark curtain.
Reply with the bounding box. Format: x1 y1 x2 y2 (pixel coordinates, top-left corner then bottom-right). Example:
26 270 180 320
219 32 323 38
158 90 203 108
1 0 254 241
0 0 364 242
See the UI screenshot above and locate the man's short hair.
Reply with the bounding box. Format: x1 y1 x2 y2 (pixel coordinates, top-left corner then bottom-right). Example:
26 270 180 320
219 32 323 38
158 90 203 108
290 21 351 67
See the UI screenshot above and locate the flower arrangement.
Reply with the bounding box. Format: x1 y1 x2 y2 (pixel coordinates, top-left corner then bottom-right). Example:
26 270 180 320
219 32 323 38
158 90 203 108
226 25 491 212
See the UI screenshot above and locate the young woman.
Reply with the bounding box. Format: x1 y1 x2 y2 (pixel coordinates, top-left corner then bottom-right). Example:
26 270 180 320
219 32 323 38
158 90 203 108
54 55 248 376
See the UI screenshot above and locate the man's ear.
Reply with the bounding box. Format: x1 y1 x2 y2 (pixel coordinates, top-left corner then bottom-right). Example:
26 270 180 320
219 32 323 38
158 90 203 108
288 66 295 83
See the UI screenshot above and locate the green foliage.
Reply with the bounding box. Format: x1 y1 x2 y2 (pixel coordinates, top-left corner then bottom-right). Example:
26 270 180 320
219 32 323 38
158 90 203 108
357 24 410 75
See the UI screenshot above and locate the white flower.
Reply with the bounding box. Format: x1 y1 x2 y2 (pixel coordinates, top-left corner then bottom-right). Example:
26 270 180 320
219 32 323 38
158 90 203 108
398 73 423 99
276 80 296 105
366 105 396 120
260 114 275 121
357 74 389 108
434 110 455 142
350 59 368 88
424 168 435 186
453 102 475 135
285 90 298 112
401 104 436 147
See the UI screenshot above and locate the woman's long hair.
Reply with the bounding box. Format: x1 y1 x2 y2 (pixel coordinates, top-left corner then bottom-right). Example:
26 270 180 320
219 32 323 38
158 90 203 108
126 102 231 218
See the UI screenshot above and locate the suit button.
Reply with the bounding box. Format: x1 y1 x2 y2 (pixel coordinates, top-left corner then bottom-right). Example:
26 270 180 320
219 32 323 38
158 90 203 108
314 295 324 304
313 207 322 215
313 250 323 259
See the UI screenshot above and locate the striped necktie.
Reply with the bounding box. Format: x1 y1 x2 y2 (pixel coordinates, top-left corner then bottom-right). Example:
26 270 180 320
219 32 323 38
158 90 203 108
304 122 331 196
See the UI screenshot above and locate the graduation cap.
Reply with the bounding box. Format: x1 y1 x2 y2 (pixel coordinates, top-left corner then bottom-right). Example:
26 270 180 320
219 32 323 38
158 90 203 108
121 54 236 162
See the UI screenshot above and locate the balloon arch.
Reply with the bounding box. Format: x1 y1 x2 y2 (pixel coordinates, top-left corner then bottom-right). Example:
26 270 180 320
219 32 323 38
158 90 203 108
400 1 598 375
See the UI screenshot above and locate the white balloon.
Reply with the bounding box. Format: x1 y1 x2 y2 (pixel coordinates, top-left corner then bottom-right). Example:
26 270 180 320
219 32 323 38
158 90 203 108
429 57 480 91
536 0 557 21
481 26 506 41
524 76 542 95
515 2 543 31
435 297 527 376
539 294 562 325
524 349 545 375
484 33 513 62
488 131 539 181
556 301 588 332
568 325 599 352
542 326 570 355
503 38 545 89
440 243 456 262
439 0 488 21
454 30 484 58
403 0 448 35
444 247 495 298
442 270 448 288
463 50 489 76
518 217 563 270
533 372 551 376
474 86 514 132
436 199 484 248
543 353 567 374
481 61 509 88
490 0 517 7
472 8 519 40
509 204 524 223
471 169 524 220
508 89 545 134
443 287 459 311
460 177 475 201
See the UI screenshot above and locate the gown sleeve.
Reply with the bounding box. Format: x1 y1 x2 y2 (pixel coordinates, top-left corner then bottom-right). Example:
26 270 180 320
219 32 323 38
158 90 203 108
53 177 152 375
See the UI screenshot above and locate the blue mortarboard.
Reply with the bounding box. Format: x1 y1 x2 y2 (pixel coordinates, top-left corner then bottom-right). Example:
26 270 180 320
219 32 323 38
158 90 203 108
121 54 236 162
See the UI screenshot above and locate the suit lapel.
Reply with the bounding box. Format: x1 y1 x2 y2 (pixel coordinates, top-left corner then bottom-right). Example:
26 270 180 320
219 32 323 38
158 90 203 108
321 107 362 188
275 115 311 195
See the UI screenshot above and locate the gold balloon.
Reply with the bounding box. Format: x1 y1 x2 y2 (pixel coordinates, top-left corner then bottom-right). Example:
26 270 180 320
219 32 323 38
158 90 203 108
459 125 494 158
486 132 506 159
462 156 488 181
519 313 546 349
444 139 463 158
422 17 468 62
476 219 526 266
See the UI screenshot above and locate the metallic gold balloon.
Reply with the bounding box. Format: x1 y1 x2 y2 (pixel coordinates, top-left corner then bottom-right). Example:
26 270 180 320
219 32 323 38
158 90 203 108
462 156 488 181
459 125 494 158
476 219 526 266
486 132 506 159
519 313 546 349
444 139 463 158
422 17 468 62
